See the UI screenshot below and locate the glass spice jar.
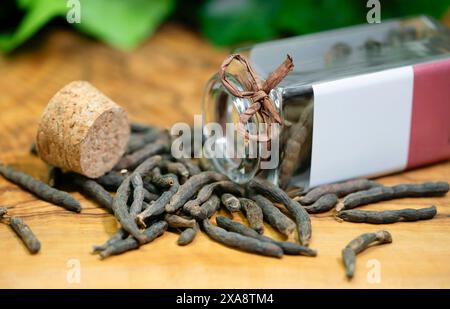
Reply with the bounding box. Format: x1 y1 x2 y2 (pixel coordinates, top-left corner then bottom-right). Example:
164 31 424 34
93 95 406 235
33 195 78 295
202 16 450 189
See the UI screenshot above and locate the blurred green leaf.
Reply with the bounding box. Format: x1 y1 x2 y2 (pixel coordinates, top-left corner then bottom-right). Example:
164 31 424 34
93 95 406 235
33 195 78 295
0 0 175 53
199 0 449 46
75 0 175 50
199 0 367 46
17 0 37 9
0 0 66 53
276 0 364 34
200 0 280 46
379 0 450 20
392 0 450 19
1 0 449 52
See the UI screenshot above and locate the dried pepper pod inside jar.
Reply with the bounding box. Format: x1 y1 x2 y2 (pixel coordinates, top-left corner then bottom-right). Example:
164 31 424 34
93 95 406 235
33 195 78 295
203 16 450 189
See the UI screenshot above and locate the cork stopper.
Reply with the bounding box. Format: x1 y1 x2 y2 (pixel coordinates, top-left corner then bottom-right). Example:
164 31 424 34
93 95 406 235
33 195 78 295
36 81 130 178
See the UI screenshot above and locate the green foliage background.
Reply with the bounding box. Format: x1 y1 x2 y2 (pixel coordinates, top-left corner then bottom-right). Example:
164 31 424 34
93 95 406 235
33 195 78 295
0 0 449 53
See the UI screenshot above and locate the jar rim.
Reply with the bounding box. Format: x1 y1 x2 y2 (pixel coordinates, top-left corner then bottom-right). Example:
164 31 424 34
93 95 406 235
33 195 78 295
202 73 262 183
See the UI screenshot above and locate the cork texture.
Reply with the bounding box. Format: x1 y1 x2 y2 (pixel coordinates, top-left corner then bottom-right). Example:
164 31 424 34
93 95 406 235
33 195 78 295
36 81 130 178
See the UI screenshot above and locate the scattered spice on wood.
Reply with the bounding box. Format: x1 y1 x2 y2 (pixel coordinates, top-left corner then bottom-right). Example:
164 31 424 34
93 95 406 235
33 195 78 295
112 156 161 244
182 202 205 220
184 181 244 213
10 216 41 254
273 239 317 256
202 219 283 258
126 129 166 153
199 157 214 171
252 194 295 238
248 177 311 246
176 158 201 176
130 122 155 133
221 193 241 213
300 179 380 205
183 181 243 219
165 214 196 229
160 161 189 180
336 205 437 224
71 174 113 212
7 103 449 264
115 143 167 170
338 182 449 210
92 228 129 253
302 193 338 214
143 180 159 195
215 216 316 257
141 201 152 211
143 190 159 202
99 221 168 259
177 222 199 246
150 168 177 187
112 174 141 241
239 198 264 234
166 171 227 213
342 230 392 279
0 207 7 218
0 164 81 213
136 174 179 228
129 173 145 217
286 186 307 199
95 171 125 191
200 194 221 218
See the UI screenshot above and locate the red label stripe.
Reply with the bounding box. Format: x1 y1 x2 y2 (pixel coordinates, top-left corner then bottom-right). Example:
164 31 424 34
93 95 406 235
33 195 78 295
407 58 450 169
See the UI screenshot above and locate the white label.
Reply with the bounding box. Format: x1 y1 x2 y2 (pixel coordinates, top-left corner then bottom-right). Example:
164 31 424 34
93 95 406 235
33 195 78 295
310 66 414 187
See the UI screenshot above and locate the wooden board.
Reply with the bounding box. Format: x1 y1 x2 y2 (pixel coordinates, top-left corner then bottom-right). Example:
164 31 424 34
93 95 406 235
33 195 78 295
0 25 449 288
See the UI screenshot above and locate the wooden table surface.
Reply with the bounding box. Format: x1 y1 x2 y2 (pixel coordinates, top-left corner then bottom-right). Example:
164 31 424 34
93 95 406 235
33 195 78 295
0 24 449 289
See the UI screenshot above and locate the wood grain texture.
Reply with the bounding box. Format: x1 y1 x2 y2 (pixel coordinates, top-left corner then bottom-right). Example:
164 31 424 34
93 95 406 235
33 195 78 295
1 25 450 288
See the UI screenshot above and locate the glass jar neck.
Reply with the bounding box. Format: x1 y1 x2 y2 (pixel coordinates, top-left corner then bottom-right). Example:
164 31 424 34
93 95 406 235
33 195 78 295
202 73 283 184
